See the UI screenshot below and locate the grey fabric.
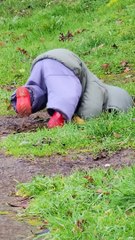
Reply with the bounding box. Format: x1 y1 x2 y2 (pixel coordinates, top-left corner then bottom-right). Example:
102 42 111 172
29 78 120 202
32 48 133 119
104 84 133 112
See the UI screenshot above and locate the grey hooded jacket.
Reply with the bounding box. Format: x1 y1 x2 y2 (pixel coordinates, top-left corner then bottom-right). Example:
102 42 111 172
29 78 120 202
32 48 133 119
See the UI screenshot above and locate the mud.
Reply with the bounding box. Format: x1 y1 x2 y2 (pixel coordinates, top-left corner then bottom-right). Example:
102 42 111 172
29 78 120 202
0 111 49 136
0 112 135 240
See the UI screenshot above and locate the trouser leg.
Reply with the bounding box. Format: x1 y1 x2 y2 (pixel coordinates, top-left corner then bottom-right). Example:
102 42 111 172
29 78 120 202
11 61 47 113
25 61 47 113
41 59 82 120
46 75 82 120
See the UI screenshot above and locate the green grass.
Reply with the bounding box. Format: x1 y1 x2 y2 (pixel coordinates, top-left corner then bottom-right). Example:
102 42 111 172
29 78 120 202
0 1 135 239
0 87 15 115
1 108 135 157
0 0 135 113
0 0 135 111
0 0 135 86
18 166 135 239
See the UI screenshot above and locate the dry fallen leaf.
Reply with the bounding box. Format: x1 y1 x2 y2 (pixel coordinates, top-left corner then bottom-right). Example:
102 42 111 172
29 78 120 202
84 175 94 183
101 63 110 70
73 116 85 124
96 189 103 194
75 219 85 232
96 189 110 195
0 41 6 47
16 47 30 57
124 67 130 73
59 31 74 42
75 28 87 34
120 60 128 67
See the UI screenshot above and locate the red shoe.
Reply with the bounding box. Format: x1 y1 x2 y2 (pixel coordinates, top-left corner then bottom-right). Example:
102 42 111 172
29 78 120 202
16 86 32 116
47 112 65 128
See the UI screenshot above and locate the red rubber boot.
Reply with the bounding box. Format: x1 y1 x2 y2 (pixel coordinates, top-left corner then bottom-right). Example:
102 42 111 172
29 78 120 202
16 86 32 116
47 112 65 128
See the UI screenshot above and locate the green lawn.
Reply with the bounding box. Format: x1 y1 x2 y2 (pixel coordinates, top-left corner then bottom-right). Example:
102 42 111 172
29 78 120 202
0 0 135 87
0 0 135 156
0 0 135 239
18 166 135 239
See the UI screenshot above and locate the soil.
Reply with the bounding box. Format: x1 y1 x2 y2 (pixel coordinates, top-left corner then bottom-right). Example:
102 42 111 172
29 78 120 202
0 112 135 240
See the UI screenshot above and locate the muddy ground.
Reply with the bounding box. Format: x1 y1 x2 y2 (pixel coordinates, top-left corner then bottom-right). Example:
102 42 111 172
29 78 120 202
0 112 135 240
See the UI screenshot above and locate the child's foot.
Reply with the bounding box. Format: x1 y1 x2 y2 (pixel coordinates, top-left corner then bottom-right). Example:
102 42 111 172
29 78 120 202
47 112 65 128
16 86 32 116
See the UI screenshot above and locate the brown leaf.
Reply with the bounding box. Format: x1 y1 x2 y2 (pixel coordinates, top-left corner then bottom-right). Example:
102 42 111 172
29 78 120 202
67 31 74 39
16 47 29 57
96 189 103 194
124 67 130 73
120 60 128 67
104 191 110 195
39 220 49 229
101 63 110 70
59 31 74 42
76 219 85 232
0 41 6 47
73 116 85 124
75 28 87 34
84 175 94 183
96 189 110 195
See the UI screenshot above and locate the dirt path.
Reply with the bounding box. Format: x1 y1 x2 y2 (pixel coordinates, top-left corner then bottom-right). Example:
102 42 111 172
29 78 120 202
0 113 135 240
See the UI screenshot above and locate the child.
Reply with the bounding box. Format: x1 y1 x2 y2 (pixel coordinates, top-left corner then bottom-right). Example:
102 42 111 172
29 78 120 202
11 48 133 128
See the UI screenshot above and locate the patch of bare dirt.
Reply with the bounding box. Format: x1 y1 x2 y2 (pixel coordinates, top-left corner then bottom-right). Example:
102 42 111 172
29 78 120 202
0 111 49 136
0 112 135 240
